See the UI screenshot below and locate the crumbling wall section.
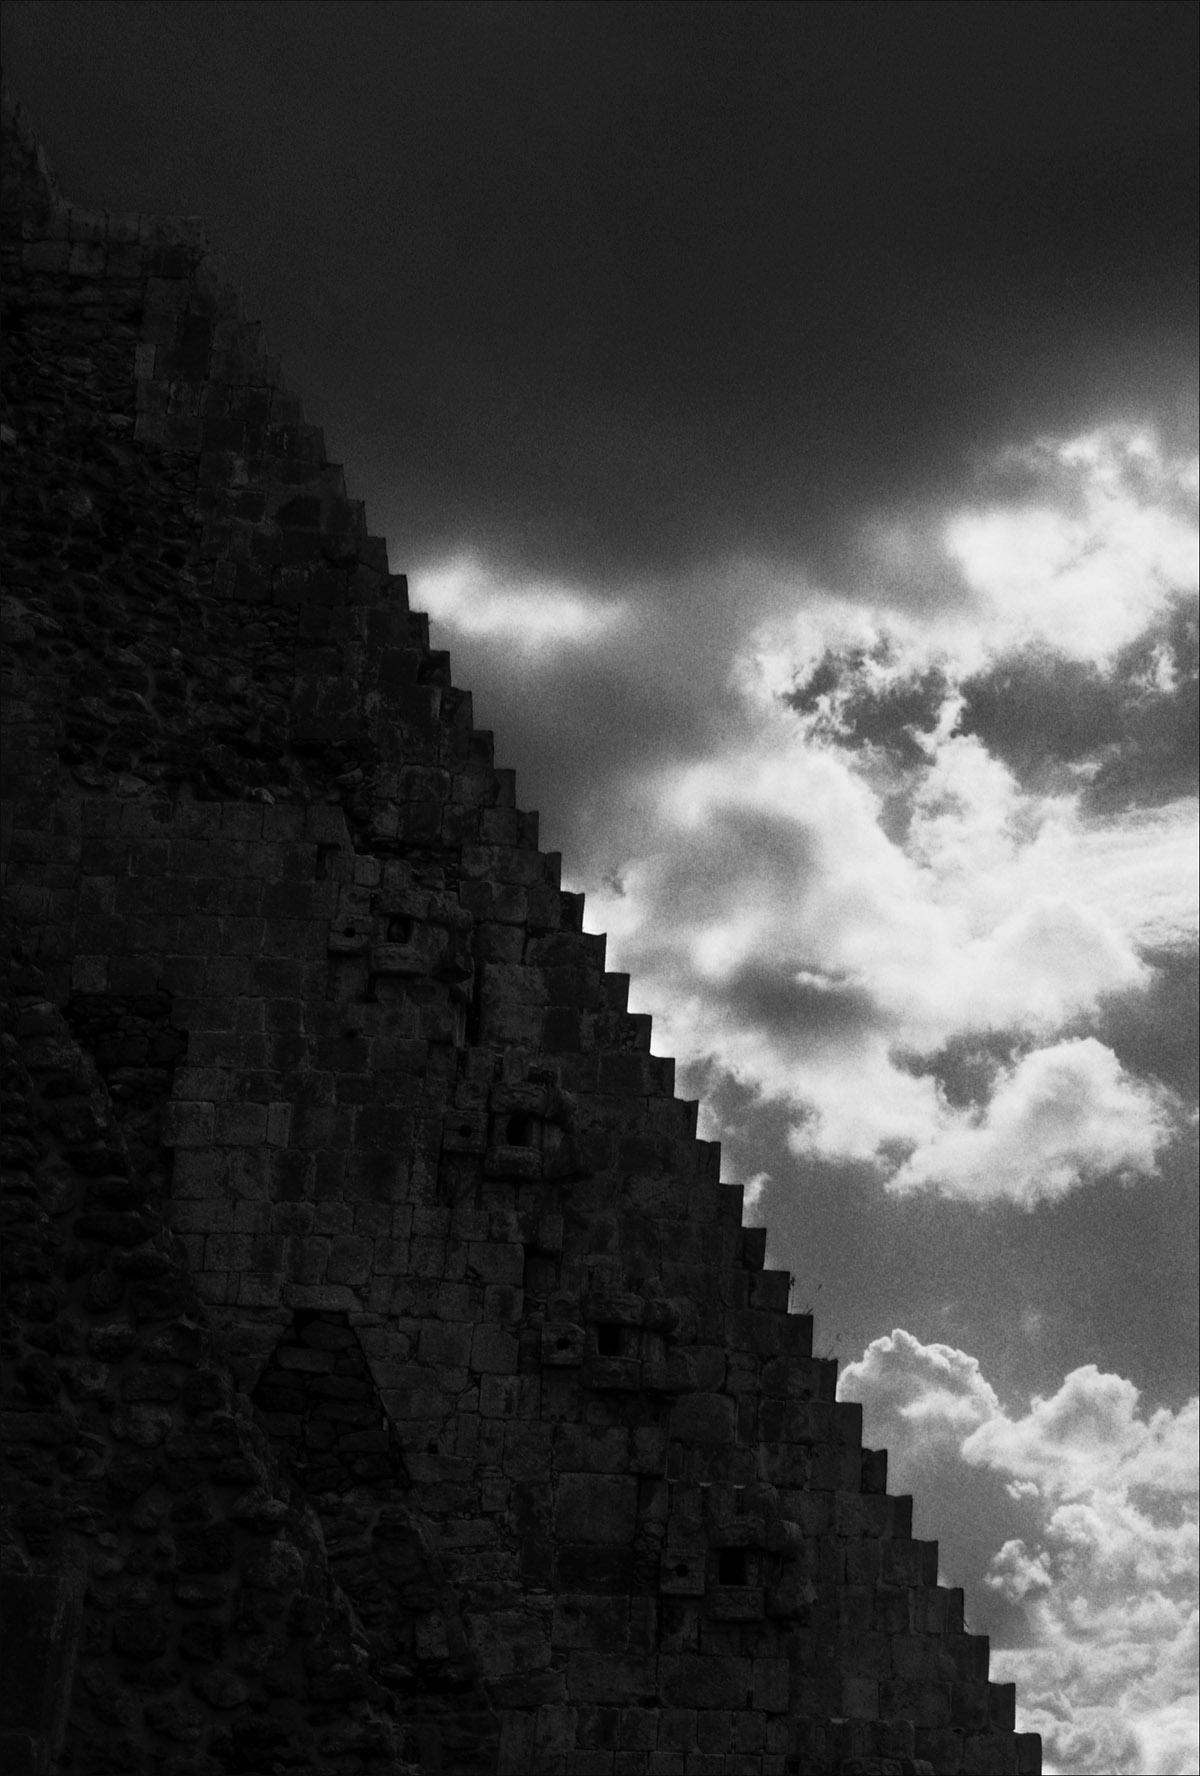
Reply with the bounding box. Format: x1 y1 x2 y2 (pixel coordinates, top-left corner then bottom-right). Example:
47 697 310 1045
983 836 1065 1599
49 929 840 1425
1 81 492 1776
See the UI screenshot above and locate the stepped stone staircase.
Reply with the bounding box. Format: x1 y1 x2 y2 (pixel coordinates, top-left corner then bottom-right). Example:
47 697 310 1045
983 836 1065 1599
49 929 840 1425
0 82 1039 1776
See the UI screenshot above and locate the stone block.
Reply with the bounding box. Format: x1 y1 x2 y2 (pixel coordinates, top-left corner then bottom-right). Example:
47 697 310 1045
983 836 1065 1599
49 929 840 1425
582 1355 643 1391
556 1474 638 1544
204 1233 253 1270
472 1324 520 1373
70 955 108 992
326 1235 372 1284
467 1239 525 1283
505 1422 555 1480
554 1425 629 1473
880 1679 952 1729
748 1269 791 1312
543 1320 586 1365
915 1730 966 1774
214 1101 268 1145
660 1550 706 1597
1015 1735 1042 1775
566 1654 656 1703
466 1607 552 1682
952 1679 992 1732
284 1284 361 1311
586 1290 645 1327
670 1393 737 1446
632 1428 670 1474
658 1655 753 1712
420 1321 474 1367
485 1142 544 1179
988 1684 1016 1732
731 1712 765 1753
499 1709 537 1773
658 1708 697 1752
161 1100 215 1147
961 1734 1019 1775
643 1353 696 1395
553 1594 629 1651
707 1585 765 1620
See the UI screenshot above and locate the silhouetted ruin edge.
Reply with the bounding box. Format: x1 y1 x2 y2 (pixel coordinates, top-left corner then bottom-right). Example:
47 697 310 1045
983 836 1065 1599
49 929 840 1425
0 81 1039 1776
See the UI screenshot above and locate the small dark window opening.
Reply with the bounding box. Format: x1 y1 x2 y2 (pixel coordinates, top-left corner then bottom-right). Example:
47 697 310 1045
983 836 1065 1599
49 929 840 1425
718 1548 747 1586
388 916 414 943
596 1324 623 1357
554 1334 573 1352
506 1112 535 1146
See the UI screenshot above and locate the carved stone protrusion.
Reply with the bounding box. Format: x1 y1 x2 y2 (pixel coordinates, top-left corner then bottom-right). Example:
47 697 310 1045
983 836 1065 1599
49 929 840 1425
540 1321 585 1366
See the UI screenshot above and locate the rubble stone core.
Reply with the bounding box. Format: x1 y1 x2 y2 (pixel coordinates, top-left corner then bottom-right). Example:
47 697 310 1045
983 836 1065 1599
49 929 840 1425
0 85 1040 1776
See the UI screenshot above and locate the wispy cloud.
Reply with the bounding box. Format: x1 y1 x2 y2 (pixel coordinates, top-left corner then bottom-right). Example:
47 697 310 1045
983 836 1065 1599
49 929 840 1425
840 1329 1200 1776
410 552 630 654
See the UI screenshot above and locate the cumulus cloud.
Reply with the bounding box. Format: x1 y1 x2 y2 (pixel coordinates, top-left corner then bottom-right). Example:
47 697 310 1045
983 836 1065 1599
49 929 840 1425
755 429 1195 704
578 425 1196 1199
760 430 1197 690
890 1038 1173 1204
588 704 1187 1194
944 430 1197 667
839 1328 1001 1437
770 430 1197 814
840 1330 1200 1776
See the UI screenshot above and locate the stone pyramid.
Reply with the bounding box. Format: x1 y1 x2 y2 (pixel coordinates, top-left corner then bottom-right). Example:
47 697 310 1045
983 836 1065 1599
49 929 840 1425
0 83 1040 1776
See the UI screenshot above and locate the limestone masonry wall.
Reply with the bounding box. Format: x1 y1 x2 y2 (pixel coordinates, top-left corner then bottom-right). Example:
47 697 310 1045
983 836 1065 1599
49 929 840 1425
0 85 1040 1776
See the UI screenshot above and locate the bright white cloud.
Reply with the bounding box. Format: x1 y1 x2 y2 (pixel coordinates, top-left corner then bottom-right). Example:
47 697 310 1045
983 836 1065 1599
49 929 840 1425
839 1327 1001 1436
584 424 1197 1198
746 429 1196 693
945 429 1198 668
890 1038 1172 1204
840 1331 1200 1776
589 705 1187 1193
410 552 629 654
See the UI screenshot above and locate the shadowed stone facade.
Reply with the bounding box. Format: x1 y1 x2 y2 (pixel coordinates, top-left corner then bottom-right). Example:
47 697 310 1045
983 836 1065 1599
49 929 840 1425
0 84 1040 1776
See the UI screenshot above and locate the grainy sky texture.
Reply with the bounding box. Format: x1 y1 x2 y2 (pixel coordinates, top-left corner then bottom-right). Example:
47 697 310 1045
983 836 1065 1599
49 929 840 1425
3 5 1197 1770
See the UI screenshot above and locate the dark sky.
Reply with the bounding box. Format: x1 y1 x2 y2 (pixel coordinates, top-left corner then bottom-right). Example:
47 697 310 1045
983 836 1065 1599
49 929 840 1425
4 9 1197 1769
4 1 1196 586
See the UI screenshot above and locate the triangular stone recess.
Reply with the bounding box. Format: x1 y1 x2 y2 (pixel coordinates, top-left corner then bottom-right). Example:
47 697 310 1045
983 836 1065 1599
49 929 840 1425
0 82 1040 1776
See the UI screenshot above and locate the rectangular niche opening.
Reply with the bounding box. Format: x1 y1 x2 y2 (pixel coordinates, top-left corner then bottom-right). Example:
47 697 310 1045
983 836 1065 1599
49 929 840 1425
717 1548 748 1586
595 1324 623 1357
505 1111 537 1146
